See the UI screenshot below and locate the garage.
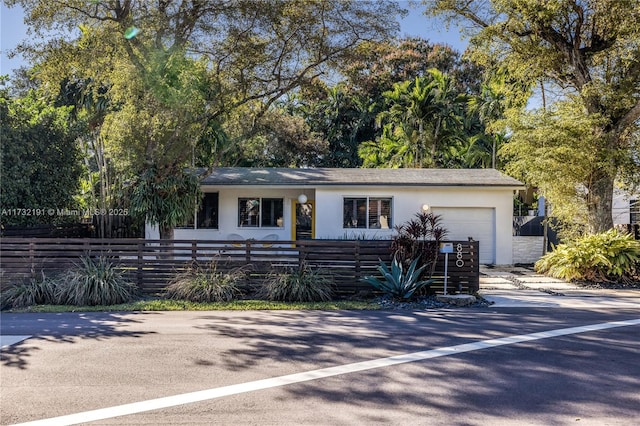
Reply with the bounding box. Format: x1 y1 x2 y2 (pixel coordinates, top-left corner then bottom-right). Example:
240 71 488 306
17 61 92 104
432 207 496 264
180 168 522 265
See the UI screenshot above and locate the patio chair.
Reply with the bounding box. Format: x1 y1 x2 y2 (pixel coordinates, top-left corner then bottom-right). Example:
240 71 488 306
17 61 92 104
260 233 279 247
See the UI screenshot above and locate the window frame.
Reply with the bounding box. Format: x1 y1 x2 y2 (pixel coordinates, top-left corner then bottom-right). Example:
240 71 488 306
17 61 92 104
238 197 284 228
343 196 392 230
631 199 640 224
180 192 219 230
197 192 219 229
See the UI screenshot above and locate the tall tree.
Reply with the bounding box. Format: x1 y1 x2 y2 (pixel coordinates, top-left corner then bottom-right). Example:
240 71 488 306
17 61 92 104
8 0 402 238
501 99 604 235
0 83 82 226
294 82 376 167
293 37 484 167
342 37 483 98
360 70 469 168
427 0 640 233
466 80 510 169
221 105 328 167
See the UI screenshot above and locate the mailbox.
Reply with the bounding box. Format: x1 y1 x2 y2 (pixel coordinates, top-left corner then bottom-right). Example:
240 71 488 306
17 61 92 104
439 242 454 254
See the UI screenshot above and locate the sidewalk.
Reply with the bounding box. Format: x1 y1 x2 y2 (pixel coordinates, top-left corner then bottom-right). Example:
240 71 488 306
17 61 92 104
478 266 640 308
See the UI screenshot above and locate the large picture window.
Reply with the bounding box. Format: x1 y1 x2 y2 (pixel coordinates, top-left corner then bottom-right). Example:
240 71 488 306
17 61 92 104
343 197 392 229
182 193 219 229
238 197 284 227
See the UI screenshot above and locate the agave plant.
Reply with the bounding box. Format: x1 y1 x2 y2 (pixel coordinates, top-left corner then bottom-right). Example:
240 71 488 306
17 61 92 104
362 256 435 300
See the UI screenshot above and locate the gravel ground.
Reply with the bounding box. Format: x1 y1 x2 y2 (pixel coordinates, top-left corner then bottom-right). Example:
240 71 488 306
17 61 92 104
572 279 640 289
374 294 493 310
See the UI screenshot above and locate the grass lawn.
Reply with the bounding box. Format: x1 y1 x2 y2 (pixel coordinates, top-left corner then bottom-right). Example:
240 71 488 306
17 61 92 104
6 298 382 313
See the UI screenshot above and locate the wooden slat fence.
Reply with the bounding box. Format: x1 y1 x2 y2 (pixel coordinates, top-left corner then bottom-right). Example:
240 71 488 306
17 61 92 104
0 238 479 295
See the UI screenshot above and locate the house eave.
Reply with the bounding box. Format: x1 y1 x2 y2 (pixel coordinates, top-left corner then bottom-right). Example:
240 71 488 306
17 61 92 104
198 167 524 188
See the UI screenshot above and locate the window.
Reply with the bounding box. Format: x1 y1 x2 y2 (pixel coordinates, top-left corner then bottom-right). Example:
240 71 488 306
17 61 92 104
197 193 219 229
631 199 640 224
238 197 284 227
343 197 392 229
369 198 392 229
183 193 219 229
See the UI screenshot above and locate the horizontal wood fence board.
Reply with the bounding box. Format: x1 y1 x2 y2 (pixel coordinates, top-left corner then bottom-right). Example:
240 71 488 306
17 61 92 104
1 238 479 295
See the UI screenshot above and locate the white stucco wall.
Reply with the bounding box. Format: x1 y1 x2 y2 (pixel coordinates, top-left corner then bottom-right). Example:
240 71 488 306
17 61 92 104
612 187 638 225
152 184 517 265
314 186 515 265
173 186 307 241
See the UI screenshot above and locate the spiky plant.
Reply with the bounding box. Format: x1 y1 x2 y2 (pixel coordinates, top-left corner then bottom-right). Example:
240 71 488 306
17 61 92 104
56 256 139 306
165 261 244 302
391 211 447 277
1 272 58 309
260 264 333 302
362 256 435 300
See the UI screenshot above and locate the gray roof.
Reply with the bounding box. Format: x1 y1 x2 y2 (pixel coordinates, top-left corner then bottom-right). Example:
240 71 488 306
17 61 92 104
200 168 523 188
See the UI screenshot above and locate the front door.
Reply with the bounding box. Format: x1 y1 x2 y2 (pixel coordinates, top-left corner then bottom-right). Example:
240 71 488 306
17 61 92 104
292 201 314 240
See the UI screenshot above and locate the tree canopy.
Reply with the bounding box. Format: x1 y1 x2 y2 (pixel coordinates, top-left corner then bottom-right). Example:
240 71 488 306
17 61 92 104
7 0 403 237
0 82 82 225
427 0 640 233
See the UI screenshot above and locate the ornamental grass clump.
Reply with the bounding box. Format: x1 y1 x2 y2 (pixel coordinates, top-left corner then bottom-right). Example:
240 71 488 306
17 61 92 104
260 264 333 302
165 261 244 303
362 256 435 300
56 256 139 306
535 230 640 283
1 272 58 309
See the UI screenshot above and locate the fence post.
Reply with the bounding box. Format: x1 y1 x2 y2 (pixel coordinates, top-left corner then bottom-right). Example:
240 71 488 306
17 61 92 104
29 239 35 278
470 240 480 292
245 240 252 264
191 240 197 262
354 240 361 280
137 240 143 288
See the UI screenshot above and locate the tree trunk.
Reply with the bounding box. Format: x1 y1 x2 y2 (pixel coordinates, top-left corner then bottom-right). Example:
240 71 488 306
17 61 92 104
159 225 174 241
586 171 614 233
158 225 174 260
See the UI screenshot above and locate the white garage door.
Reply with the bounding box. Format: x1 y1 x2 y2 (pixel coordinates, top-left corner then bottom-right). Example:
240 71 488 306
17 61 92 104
431 207 496 264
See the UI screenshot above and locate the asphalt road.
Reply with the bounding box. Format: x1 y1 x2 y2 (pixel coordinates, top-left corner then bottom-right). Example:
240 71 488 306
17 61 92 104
1 307 639 425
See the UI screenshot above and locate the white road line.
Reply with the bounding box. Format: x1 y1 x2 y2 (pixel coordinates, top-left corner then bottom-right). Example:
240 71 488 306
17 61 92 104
12 318 640 426
1 335 31 349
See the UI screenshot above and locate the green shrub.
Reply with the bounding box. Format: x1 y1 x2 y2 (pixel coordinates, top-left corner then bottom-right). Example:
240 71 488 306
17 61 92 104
1 273 58 309
260 264 333 302
535 230 640 282
56 256 139 306
165 261 244 302
362 256 435 300
391 211 447 278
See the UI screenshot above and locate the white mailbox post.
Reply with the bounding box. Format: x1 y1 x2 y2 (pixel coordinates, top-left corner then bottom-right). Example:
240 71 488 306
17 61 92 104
439 242 454 295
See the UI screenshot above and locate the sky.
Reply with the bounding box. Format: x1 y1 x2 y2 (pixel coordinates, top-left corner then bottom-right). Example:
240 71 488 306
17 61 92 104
0 1 469 79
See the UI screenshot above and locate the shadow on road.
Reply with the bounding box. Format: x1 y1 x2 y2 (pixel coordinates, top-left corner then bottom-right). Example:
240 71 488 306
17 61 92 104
192 308 640 423
0 312 157 369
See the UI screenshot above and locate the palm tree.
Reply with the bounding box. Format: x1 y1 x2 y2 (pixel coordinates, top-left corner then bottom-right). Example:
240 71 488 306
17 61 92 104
467 81 509 169
368 69 469 168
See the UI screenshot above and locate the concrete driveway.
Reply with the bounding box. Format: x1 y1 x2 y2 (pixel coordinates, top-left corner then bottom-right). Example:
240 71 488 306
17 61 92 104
479 265 640 308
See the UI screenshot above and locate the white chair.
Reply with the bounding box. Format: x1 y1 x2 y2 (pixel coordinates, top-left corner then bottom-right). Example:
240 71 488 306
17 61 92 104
227 233 244 247
379 215 389 229
261 234 279 247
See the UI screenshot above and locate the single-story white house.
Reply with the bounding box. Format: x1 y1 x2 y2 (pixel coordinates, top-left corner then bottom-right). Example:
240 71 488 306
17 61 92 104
146 168 524 265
